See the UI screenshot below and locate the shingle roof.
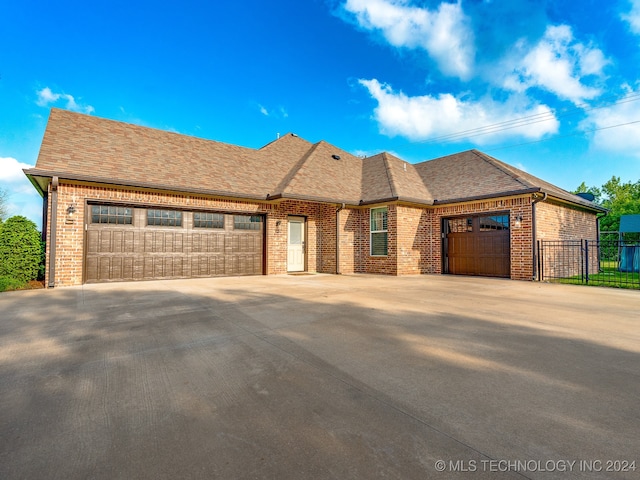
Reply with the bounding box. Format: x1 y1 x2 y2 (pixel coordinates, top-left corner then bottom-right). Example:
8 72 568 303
412 150 603 210
25 108 604 212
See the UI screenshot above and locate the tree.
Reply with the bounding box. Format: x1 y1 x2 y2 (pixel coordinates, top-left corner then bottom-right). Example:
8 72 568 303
574 181 601 204
574 177 640 233
0 187 8 222
0 216 42 283
600 177 640 232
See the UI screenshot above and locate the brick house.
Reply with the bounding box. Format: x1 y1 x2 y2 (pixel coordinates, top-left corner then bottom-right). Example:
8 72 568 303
24 108 605 287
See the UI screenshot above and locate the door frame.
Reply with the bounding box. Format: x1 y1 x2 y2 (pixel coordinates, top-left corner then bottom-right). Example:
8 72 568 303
287 216 307 272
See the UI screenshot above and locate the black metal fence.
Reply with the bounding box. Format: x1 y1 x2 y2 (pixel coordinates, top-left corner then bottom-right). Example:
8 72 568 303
538 236 640 289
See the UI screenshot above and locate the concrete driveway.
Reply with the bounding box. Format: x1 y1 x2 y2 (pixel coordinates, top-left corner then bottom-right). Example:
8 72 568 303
1 275 638 479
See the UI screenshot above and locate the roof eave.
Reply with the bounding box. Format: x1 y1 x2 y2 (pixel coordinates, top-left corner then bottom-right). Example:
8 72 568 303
23 169 46 197
23 169 272 203
432 188 541 205
267 192 360 206
542 191 608 213
358 196 434 206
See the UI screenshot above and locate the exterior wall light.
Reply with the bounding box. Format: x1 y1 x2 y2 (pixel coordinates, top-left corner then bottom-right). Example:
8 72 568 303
514 215 523 228
66 204 76 215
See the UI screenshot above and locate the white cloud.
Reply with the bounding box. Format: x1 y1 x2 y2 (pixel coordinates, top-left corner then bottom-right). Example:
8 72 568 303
36 87 60 106
622 0 640 34
581 88 640 158
257 104 288 119
359 78 559 143
343 0 475 80
0 157 34 186
35 87 95 114
503 25 608 104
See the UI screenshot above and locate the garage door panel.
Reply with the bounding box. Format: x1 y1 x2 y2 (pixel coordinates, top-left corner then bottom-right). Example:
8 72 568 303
85 256 98 282
99 231 112 253
446 214 510 278
153 257 164 278
133 258 145 280
87 230 99 254
144 232 154 253
192 233 225 253
98 256 111 281
86 208 263 283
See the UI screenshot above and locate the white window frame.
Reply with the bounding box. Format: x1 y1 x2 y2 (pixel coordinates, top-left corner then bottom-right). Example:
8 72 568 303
370 207 388 256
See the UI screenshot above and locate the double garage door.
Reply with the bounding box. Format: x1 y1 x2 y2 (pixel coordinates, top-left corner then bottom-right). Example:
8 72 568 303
85 205 263 283
443 213 511 278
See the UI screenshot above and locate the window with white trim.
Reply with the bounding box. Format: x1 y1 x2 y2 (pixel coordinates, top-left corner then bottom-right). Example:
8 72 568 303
370 207 388 256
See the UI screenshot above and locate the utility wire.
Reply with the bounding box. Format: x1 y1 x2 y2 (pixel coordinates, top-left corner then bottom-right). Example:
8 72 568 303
417 91 640 144
484 119 640 152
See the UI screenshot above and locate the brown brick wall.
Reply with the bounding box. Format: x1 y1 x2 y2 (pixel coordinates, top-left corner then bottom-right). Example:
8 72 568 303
535 200 598 241
47 182 339 286
536 200 599 279
396 205 428 275
45 182 598 286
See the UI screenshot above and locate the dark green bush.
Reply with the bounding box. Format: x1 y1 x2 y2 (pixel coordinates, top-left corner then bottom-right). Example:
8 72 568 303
0 216 42 283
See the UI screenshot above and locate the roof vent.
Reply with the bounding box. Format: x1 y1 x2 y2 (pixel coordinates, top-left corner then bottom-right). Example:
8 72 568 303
291 133 298 137
332 154 341 160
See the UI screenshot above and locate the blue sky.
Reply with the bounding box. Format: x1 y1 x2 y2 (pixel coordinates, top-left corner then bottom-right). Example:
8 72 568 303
2 0 640 228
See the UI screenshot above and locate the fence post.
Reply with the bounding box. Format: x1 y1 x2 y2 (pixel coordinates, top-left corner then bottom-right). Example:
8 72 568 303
585 240 589 284
538 240 543 281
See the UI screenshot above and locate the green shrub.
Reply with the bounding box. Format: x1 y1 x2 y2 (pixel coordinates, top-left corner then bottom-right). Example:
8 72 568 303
0 276 26 292
0 216 42 283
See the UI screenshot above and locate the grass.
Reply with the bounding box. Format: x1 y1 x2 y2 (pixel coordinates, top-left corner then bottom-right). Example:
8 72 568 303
551 263 640 289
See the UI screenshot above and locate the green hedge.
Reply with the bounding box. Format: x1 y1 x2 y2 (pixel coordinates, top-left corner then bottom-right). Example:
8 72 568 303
0 276 25 292
0 216 42 283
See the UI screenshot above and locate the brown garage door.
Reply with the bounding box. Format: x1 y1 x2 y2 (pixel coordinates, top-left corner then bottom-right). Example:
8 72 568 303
84 205 263 283
443 214 510 278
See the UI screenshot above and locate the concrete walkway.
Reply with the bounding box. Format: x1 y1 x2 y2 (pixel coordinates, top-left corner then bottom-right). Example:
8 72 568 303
1 275 638 479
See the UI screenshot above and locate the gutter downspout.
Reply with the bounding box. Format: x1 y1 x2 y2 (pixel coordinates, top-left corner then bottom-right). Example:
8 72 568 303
48 176 59 288
531 192 547 281
336 203 345 274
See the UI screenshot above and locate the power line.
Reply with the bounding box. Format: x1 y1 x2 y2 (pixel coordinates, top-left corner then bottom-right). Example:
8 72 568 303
484 119 640 153
417 91 640 144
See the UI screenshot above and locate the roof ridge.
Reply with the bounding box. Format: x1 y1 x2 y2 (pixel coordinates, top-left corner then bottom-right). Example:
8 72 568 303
259 132 311 150
380 153 398 198
471 149 534 189
273 142 321 195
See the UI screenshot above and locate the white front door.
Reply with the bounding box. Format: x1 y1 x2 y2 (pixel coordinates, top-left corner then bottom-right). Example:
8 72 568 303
287 217 305 272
